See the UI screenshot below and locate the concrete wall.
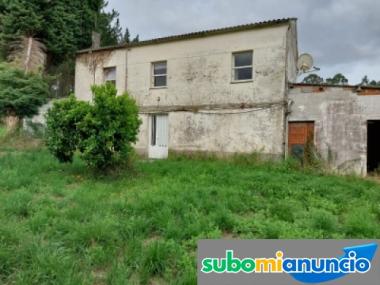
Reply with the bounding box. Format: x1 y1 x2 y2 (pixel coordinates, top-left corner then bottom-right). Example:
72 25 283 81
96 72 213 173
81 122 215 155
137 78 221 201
75 49 127 101
75 21 297 157
135 107 285 156
289 85 380 175
126 25 290 107
23 100 59 134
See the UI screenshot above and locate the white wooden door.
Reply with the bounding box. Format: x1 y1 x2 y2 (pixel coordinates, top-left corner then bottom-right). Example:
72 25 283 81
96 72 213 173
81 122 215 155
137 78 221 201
149 114 168 159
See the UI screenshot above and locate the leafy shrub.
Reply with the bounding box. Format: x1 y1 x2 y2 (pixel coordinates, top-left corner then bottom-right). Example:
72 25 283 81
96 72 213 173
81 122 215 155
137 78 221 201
45 96 90 163
45 84 141 169
0 63 49 119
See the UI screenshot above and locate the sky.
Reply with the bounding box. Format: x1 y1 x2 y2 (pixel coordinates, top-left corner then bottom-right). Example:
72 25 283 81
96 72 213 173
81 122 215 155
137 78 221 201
106 0 380 84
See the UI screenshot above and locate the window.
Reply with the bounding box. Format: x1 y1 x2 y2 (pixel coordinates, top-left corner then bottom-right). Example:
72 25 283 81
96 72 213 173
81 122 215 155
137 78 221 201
104 67 116 85
152 61 167 87
232 51 253 81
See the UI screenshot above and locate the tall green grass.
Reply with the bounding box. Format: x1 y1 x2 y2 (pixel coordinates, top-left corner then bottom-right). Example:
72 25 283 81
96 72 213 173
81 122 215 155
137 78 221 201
0 124 6 138
0 148 379 284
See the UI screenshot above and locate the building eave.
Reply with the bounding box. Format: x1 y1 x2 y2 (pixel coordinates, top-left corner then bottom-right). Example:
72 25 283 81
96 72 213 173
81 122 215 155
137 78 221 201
77 18 296 55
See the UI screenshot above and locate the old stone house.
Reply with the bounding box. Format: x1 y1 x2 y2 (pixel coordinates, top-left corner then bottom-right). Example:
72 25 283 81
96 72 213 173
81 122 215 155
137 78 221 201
74 18 380 175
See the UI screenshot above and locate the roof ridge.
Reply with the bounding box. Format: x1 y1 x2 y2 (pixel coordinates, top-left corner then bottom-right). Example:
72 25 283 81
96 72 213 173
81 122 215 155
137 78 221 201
78 18 296 54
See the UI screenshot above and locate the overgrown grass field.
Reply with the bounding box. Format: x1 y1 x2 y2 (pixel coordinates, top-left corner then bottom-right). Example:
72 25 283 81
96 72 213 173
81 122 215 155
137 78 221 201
0 132 380 284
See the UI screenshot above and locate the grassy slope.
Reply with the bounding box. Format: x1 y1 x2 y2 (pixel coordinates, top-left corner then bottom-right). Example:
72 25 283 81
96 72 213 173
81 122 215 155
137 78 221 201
0 146 380 284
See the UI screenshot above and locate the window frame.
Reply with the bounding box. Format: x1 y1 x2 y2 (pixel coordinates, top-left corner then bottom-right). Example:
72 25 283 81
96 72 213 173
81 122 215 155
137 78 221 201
231 50 253 83
103 66 117 86
151 61 168 88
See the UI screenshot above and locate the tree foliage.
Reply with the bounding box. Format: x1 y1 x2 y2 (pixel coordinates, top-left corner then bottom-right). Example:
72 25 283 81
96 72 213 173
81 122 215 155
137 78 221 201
302 73 350 85
0 0 130 65
325 73 348 85
0 1 139 98
45 84 141 169
120 27 140 44
45 96 90 163
361 75 380 87
302 74 324 84
0 63 49 118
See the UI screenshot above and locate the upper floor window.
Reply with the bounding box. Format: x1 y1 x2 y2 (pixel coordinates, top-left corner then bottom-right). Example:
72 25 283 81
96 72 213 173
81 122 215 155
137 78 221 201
232 51 253 81
152 61 167 87
104 67 116 85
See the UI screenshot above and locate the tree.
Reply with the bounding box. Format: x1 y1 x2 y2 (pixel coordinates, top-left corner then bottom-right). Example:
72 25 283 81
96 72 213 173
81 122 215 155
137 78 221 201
361 75 380 87
0 0 126 65
0 63 49 126
361 75 369 86
97 11 123 46
122 28 131 44
132 35 140 43
46 84 141 169
369 80 380 87
0 0 136 98
120 28 139 44
302 74 324 84
325 73 348 85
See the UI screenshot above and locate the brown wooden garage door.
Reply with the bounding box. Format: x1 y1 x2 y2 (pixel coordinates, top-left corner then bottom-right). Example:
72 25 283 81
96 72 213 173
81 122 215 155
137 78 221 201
288 122 314 158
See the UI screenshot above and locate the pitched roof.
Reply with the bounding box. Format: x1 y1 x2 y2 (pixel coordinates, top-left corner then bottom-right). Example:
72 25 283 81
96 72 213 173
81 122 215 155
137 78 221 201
77 18 296 54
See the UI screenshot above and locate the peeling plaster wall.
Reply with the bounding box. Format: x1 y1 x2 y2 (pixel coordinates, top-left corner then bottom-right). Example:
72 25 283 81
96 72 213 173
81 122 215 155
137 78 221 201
289 86 380 175
129 25 290 156
171 109 284 154
75 49 127 101
126 25 289 107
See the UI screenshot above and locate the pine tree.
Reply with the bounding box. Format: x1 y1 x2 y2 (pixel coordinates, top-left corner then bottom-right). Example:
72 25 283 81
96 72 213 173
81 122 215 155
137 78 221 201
0 0 125 65
122 28 131 44
132 35 140 43
0 63 49 119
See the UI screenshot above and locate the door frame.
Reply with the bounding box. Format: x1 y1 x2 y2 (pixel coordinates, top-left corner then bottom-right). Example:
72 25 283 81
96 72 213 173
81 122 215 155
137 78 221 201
148 113 169 159
367 120 380 173
287 121 315 158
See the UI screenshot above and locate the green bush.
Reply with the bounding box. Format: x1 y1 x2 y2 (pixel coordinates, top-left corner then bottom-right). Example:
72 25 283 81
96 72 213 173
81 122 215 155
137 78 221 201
0 63 49 119
45 96 90 163
45 84 141 169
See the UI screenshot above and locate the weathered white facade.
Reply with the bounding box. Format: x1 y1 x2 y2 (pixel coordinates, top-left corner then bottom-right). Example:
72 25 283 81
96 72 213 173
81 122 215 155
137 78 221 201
73 18 380 175
75 19 298 158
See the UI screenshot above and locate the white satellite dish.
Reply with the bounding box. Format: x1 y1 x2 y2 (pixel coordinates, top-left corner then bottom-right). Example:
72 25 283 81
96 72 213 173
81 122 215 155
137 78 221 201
297 53 314 73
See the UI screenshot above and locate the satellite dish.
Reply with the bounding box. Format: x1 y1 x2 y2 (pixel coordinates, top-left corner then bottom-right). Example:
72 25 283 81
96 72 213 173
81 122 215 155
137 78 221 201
297 53 314 73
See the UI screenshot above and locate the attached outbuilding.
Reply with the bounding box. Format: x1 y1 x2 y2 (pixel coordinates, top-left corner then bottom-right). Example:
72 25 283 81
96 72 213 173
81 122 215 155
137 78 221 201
288 83 380 175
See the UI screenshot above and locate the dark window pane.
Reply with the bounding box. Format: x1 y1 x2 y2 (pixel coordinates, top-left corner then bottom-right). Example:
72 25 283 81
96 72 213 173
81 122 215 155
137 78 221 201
154 62 167 75
154 75 167 87
151 116 156 146
104 67 116 81
234 68 252 80
234 52 252 67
